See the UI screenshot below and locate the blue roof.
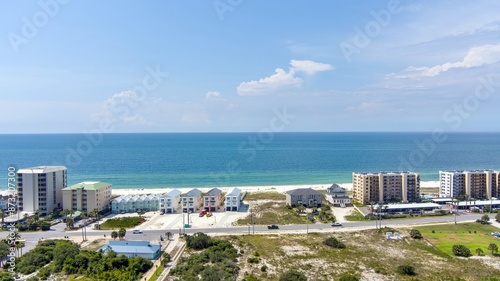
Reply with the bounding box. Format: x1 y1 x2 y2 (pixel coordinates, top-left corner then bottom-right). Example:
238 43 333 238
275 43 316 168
183 188 201 197
205 188 222 196
166 189 181 197
100 240 160 255
226 188 241 196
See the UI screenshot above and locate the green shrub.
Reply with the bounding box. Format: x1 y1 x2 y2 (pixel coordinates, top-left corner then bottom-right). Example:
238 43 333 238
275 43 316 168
323 237 346 249
247 257 260 264
339 273 360 281
452 245 472 257
261 265 268 272
410 229 423 239
396 264 416 276
279 269 307 281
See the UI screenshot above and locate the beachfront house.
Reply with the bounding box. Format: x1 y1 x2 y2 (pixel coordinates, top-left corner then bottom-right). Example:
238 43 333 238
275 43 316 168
203 188 222 212
225 188 242 211
181 188 202 213
100 240 160 260
286 188 323 207
160 189 181 213
326 184 351 207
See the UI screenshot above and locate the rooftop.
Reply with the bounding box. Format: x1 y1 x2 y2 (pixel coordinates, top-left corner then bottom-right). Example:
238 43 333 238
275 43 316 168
374 203 441 209
63 182 112 191
17 166 67 174
226 188 241 196
183 188 201 197
286 188 322 196
205 188 222 196
100 240 160 256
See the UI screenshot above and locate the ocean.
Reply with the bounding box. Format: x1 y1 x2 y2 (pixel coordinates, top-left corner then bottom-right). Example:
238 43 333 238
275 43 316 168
1 132 500 190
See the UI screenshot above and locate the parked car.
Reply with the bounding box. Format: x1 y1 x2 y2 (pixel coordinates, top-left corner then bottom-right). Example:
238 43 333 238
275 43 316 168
206 212 213 217
160 211 165 215
268 225 279 229
132 229 143 234
331 222 343 227
199 210 207 217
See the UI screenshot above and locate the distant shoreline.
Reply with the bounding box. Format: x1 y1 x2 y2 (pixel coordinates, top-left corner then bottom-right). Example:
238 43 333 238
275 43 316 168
0 181 441 196
108 180 440 197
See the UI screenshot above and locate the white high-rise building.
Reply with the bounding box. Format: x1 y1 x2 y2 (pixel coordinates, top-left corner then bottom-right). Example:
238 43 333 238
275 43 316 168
17 166 67 215
439 170 499 199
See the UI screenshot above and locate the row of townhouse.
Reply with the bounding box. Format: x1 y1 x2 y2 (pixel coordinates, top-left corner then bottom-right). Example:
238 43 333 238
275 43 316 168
285 184 351 207
112 187 243 214
111 194 161 213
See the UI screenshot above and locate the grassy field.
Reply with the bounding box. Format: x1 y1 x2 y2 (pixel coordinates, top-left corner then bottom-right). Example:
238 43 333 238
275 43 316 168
221 227 500 281
417 223 500 256
344 209 366 221
236 202 305 225
244 192 286 201
99 216 145 230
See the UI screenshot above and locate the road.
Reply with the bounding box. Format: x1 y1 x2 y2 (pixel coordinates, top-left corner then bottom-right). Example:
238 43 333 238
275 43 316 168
7 211 486 255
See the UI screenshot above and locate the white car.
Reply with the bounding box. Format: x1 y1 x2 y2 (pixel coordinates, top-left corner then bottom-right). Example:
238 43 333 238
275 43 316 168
132 229 143 234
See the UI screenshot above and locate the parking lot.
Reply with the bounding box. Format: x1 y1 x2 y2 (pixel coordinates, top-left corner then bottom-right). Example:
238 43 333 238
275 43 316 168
106 209 250 231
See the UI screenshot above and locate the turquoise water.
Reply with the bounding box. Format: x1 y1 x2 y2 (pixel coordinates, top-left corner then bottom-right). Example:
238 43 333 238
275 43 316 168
1 132 499 189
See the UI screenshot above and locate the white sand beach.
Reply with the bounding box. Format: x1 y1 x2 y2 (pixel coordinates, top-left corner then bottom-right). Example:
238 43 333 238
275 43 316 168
110 181 440 197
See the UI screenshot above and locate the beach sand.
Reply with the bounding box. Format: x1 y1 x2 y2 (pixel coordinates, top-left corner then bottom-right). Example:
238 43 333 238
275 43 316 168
110 181 440 197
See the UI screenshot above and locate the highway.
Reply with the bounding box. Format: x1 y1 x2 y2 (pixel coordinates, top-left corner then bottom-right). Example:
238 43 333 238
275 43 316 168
8 211 485 255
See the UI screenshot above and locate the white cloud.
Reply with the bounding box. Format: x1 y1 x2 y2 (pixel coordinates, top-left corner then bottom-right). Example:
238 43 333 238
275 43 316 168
290 60 334 75
237 60 333 96
204 91 225 101
388 44 500 79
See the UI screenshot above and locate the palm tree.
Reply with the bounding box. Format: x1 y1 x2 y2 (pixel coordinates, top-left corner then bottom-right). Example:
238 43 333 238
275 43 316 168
66 217 75 229
488 243 498 255
165 231 172 241
476 248 484 256
118 228 126 240
111 231 118 240
34 209 40 222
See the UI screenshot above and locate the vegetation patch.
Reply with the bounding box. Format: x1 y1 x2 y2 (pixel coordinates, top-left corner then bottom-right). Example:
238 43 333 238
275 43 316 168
4 239 152 280
236 202 305 225
99 216 145 230
244 192 286 201
417 223 499 256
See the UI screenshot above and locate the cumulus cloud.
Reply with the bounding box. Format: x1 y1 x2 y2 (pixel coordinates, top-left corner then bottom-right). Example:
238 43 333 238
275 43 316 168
387 44 500 79
204 91 225 101
237 60 333 96
92 90 150 125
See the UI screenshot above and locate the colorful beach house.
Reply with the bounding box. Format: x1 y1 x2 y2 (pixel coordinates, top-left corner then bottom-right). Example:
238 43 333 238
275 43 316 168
181 188 202 213
203 188 222 212
160 189 181 213
225 188 242 211
100 240 160 260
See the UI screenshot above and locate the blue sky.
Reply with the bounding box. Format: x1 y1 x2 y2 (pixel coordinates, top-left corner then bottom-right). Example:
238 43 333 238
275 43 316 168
1 0 499 133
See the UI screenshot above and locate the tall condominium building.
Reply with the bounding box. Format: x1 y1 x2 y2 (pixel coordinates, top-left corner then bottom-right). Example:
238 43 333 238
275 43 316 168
17 166 67 215
439 170 499 199
62 182 112 213
352 172 420 204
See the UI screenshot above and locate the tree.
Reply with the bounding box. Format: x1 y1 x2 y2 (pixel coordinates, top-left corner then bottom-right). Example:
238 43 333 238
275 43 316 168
496 211 500 222
66 217 75 229
297 205 305 214
409 229 423 239
111 231 118 240
185 232 212 250
452 245 472 257
279 269 307 281
488 243 498 255
396 264 416 276
118 228 126 240
482 214 490 223
0 240 9 267
476 248 484 256
165 231 173 241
